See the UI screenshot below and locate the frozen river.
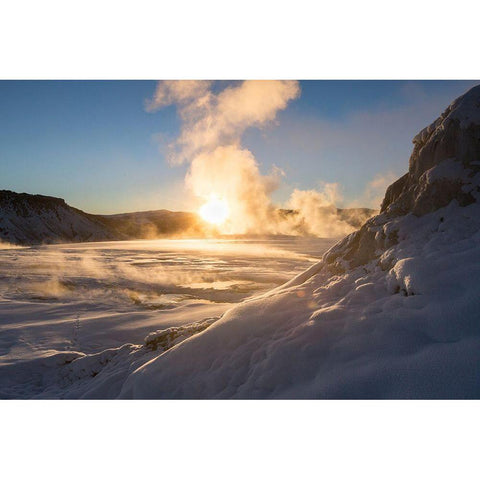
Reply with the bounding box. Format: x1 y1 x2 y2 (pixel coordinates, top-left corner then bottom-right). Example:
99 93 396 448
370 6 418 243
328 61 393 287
0 237 336 363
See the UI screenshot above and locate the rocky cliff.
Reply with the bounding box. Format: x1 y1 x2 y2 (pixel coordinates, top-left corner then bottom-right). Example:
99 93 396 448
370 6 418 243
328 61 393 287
323 85 480 272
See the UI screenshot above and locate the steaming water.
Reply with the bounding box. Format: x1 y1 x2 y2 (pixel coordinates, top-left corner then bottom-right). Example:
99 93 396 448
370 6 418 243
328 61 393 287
0 237 336 357
0 237 336 306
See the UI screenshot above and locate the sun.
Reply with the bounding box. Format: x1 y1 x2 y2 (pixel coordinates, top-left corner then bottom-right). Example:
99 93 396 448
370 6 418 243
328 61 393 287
199 194 230 225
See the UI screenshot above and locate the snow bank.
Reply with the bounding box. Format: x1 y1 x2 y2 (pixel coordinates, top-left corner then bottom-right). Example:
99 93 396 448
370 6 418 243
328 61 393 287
118 203 480 398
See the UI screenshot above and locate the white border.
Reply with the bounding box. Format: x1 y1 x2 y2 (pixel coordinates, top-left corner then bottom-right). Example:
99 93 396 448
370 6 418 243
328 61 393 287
1 400 479 479
1 1 479 478
1 0 479 79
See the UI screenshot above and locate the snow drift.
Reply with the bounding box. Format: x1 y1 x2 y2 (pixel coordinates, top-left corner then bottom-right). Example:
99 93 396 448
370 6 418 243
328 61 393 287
116 84 480 399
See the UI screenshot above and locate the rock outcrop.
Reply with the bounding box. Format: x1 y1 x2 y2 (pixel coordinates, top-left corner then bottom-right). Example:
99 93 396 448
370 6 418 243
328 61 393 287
323 85 480 273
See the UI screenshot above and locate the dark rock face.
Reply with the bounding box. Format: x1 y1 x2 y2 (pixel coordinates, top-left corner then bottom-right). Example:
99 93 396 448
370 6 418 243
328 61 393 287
382 85 480 216
323 84 480 273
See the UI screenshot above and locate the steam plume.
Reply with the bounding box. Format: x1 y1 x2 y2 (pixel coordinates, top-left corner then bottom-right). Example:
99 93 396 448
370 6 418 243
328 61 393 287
148 80 373 237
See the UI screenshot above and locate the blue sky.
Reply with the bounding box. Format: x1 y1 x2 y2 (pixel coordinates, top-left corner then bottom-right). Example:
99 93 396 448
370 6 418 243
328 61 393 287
0 80 478 213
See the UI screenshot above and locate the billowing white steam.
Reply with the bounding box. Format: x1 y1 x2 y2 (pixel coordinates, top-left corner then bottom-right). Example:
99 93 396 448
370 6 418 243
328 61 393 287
286 184 353 237
148 80 369 237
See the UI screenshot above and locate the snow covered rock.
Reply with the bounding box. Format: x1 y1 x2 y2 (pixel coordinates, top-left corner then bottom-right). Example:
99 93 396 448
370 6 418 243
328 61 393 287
382 85 480 216
144 317 219 352
0 190 116 245
116 84 480 399
324 85 480 273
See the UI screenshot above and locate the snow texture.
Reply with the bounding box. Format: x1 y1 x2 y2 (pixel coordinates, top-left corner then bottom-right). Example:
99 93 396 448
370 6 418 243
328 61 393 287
0 238 331 398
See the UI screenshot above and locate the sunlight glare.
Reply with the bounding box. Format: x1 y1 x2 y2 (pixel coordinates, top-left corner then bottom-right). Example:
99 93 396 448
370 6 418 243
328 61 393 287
199 194 230 225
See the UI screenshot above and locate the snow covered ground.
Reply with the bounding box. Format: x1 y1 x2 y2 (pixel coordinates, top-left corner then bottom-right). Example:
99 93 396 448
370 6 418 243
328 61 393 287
114 85 480 400
113 84 480 400
120 201 480 399
0 237 335 398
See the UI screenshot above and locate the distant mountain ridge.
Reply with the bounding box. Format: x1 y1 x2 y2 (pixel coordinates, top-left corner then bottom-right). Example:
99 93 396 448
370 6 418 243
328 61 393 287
0 190 116 245
98 209 206 240
0 189 376 245
0 190 205 245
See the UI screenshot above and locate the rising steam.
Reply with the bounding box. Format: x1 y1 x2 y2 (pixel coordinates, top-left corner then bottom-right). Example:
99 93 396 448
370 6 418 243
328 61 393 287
148 80 372 237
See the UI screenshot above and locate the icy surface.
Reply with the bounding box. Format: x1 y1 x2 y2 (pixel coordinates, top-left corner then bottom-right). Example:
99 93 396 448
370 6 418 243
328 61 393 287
0 237 334 398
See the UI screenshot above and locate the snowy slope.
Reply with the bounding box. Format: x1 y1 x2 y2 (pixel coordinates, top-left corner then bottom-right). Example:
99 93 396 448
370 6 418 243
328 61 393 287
0 191 116 245
0 191 208 245
115 84 480 399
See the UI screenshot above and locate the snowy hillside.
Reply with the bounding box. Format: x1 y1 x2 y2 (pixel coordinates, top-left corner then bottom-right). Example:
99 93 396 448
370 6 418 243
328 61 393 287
3 85 480 399
116 84 480 399
0 191 116 245
0 191 205 245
